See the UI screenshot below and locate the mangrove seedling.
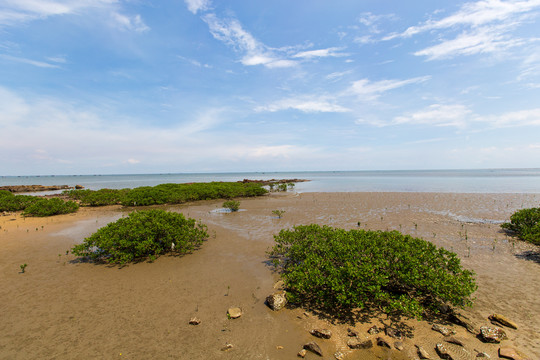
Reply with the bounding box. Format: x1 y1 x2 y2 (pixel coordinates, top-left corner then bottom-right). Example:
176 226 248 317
20 263 27 273
223 200 240 212
272 210 285 219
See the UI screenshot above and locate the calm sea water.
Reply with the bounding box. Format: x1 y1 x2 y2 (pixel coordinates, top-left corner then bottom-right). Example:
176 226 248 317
1 169 540 193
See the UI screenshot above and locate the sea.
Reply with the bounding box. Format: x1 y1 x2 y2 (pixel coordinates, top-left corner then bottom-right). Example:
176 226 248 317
1 169 540 194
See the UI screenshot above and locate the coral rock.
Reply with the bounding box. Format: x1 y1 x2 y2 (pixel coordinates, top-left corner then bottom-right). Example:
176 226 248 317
479 326 507 343
266 291 287 311
347 337 373 349
310 328 332 339
227 307 242 319
489 314 518 329
303 342 323 356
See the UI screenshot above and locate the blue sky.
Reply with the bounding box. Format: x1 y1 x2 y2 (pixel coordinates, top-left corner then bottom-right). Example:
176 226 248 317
1 0 539 175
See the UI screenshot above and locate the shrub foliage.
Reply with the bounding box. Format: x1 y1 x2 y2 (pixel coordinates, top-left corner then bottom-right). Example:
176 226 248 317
269 225 477 318
0 191 78 216
65 182 267 207
71 209 208 264
222 200 240 212
0 191 38 211
23 198 79 217
501 207 540 245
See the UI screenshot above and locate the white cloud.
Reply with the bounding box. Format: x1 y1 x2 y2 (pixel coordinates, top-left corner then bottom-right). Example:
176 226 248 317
293 47 348 59
111 13 149 33
518 47 540 84
414 25 525 60
354 35 375 45
483 107 540 127
177 55 211 68
255 97 349 113
0 0 149 33
184 0 211 14
391 0 540 39
394 104 472 127
202 13 297 69
348 76 430 100
0 54 61 68
385 0 540 60
326 70 353 81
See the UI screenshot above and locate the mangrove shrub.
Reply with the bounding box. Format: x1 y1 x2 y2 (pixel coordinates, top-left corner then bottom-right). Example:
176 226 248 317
23 198 79 217
269 224 477 318
71 209 208 264
501 207 540 245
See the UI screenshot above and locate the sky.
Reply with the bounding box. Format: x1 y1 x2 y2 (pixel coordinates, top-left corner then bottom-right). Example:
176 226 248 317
1 0 540 175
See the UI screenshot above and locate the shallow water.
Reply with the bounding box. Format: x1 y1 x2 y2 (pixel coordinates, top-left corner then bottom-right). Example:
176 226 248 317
2 168 540 193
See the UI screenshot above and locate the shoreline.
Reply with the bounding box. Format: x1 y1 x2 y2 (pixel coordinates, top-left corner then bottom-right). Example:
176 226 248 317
1 192 539 359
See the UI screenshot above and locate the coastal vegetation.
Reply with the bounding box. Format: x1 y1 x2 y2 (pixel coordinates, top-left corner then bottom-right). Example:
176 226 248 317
71 209 208 264
0 190 79 216
22 198 79 217
222 200 240 212
269 225 477 319
65 182 267 207
502 207 540 245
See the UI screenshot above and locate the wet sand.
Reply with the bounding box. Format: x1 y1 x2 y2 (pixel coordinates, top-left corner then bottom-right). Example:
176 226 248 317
1 192 539 359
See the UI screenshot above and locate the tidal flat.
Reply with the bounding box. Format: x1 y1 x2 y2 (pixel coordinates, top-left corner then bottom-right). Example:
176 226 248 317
1 192 539 359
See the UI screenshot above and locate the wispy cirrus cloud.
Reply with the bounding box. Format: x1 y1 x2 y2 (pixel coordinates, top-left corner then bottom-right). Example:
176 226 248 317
394 104 473 127
184 0 211 14
357 103 540 129
292 47 348 59
0 0 149 32
0 54 61 68
255 97 349 113
195 6 349 69
384 0 540 60
347 76 430 100
483 107 540 127
203 13 297 68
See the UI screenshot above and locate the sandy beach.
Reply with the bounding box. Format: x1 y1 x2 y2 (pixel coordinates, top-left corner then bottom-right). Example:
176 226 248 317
1 192 539 359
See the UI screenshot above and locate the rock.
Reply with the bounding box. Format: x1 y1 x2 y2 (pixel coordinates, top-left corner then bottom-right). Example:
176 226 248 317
347 337 373 349
385 326 403 339
499 347 527 360
276 345 284 350
394 341 404 351
75 184 84 189
432 323 454 336
377 337 391 348
0 184 71 193
334 351 345 360
266 291 287 311
303 342 323 356
479 326 507 343
188 317 201 325
475 350 490 358
227 307 242 319
416 345 431 359
444 336 465 347
367 325 381 334
438 303 452 314
297 349 307 358
449 313 476 334
310 328 332 339
436 343 455 360
347 327 358 337
220 343 233 351
489 314 518 329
